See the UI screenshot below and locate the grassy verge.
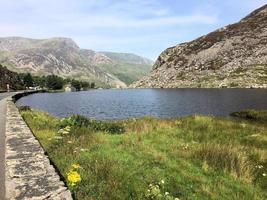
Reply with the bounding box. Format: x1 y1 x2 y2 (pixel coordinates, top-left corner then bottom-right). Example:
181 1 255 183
20 109 267 200
231 109 267 122
47 89 65 93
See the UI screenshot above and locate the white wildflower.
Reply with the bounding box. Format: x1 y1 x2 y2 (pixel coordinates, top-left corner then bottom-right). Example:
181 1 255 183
54 136 63 140
58 129 64 133
80 148 88 152
256 165 263 169
62 131 69 135
183 144 189 150
240 123 246 128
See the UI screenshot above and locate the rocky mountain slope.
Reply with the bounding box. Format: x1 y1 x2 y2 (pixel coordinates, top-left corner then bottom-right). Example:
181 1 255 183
131 5 267 88
0 37 153 87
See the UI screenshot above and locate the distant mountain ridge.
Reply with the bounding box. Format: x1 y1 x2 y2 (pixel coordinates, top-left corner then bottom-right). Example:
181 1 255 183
0 37 153 87
100 52 153 65
131 4 267 88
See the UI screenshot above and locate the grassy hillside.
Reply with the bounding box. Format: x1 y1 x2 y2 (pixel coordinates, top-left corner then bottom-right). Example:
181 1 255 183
99 63 152 85
21 110 267 200
99 52 153 85
101 52 153 65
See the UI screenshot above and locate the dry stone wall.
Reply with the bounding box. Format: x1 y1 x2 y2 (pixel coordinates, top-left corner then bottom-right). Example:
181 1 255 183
5 97 72 199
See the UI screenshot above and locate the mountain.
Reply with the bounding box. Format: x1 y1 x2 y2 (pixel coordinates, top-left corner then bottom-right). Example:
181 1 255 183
0 37 153 87
99 52 153 85
131 5 267 88
0 64 24 91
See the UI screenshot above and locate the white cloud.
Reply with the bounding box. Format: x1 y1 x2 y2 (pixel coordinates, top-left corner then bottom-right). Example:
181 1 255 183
153 9 170 17
55 13 218 30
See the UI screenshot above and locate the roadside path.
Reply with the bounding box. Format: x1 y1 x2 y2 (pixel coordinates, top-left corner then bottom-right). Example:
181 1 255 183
0 93 13 101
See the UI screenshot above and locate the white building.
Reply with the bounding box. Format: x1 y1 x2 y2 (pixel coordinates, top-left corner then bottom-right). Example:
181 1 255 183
64 84 76 92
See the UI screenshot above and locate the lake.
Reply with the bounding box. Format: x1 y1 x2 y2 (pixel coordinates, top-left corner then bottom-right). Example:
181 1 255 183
16 89 267 120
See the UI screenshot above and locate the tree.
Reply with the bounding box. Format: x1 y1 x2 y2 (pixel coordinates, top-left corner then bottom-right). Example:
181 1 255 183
71 79 81 91
33 76 46 88
46 75 64 90
90 82 95 89
23 73 33 87
81 81 90 89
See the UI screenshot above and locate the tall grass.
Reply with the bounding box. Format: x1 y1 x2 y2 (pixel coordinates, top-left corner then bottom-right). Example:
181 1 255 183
195 143 253 181
21 109 267 200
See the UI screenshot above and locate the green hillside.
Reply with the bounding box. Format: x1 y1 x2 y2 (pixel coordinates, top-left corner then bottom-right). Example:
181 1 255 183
100 52 153 84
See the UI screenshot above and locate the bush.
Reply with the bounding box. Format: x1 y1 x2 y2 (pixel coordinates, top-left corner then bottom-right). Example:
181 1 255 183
60 115 125 134
19 106 31 111
229 82 239 87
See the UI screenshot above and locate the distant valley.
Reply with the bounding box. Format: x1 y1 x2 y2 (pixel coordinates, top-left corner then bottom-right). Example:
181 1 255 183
0 37 153 88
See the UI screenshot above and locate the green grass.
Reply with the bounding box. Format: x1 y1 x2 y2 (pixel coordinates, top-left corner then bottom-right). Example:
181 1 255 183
20 110 267 200
99 63 152 85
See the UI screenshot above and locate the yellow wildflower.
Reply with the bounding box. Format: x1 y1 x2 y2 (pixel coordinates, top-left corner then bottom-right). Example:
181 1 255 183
71 164 81 169
67 170 81 186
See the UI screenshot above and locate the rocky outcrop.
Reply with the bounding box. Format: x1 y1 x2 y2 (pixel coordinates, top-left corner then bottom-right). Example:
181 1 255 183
131 5 267 88
5 98 72 199
0 37 153 87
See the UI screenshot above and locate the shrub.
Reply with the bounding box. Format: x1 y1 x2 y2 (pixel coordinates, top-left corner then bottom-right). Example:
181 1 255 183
229 82 239 87
60 117 76 128
19 106 31 111
60 115 125 134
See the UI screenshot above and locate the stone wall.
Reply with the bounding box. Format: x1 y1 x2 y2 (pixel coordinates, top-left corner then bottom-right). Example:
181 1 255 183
5 97 72 199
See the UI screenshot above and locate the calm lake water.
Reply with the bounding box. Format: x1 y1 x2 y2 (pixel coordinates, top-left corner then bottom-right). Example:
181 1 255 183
16 89 267 120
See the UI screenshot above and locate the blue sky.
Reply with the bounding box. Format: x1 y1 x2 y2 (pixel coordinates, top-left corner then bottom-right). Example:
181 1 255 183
0 0 266 60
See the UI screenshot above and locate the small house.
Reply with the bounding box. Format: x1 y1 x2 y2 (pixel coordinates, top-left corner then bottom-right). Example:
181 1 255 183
64 84 76 92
